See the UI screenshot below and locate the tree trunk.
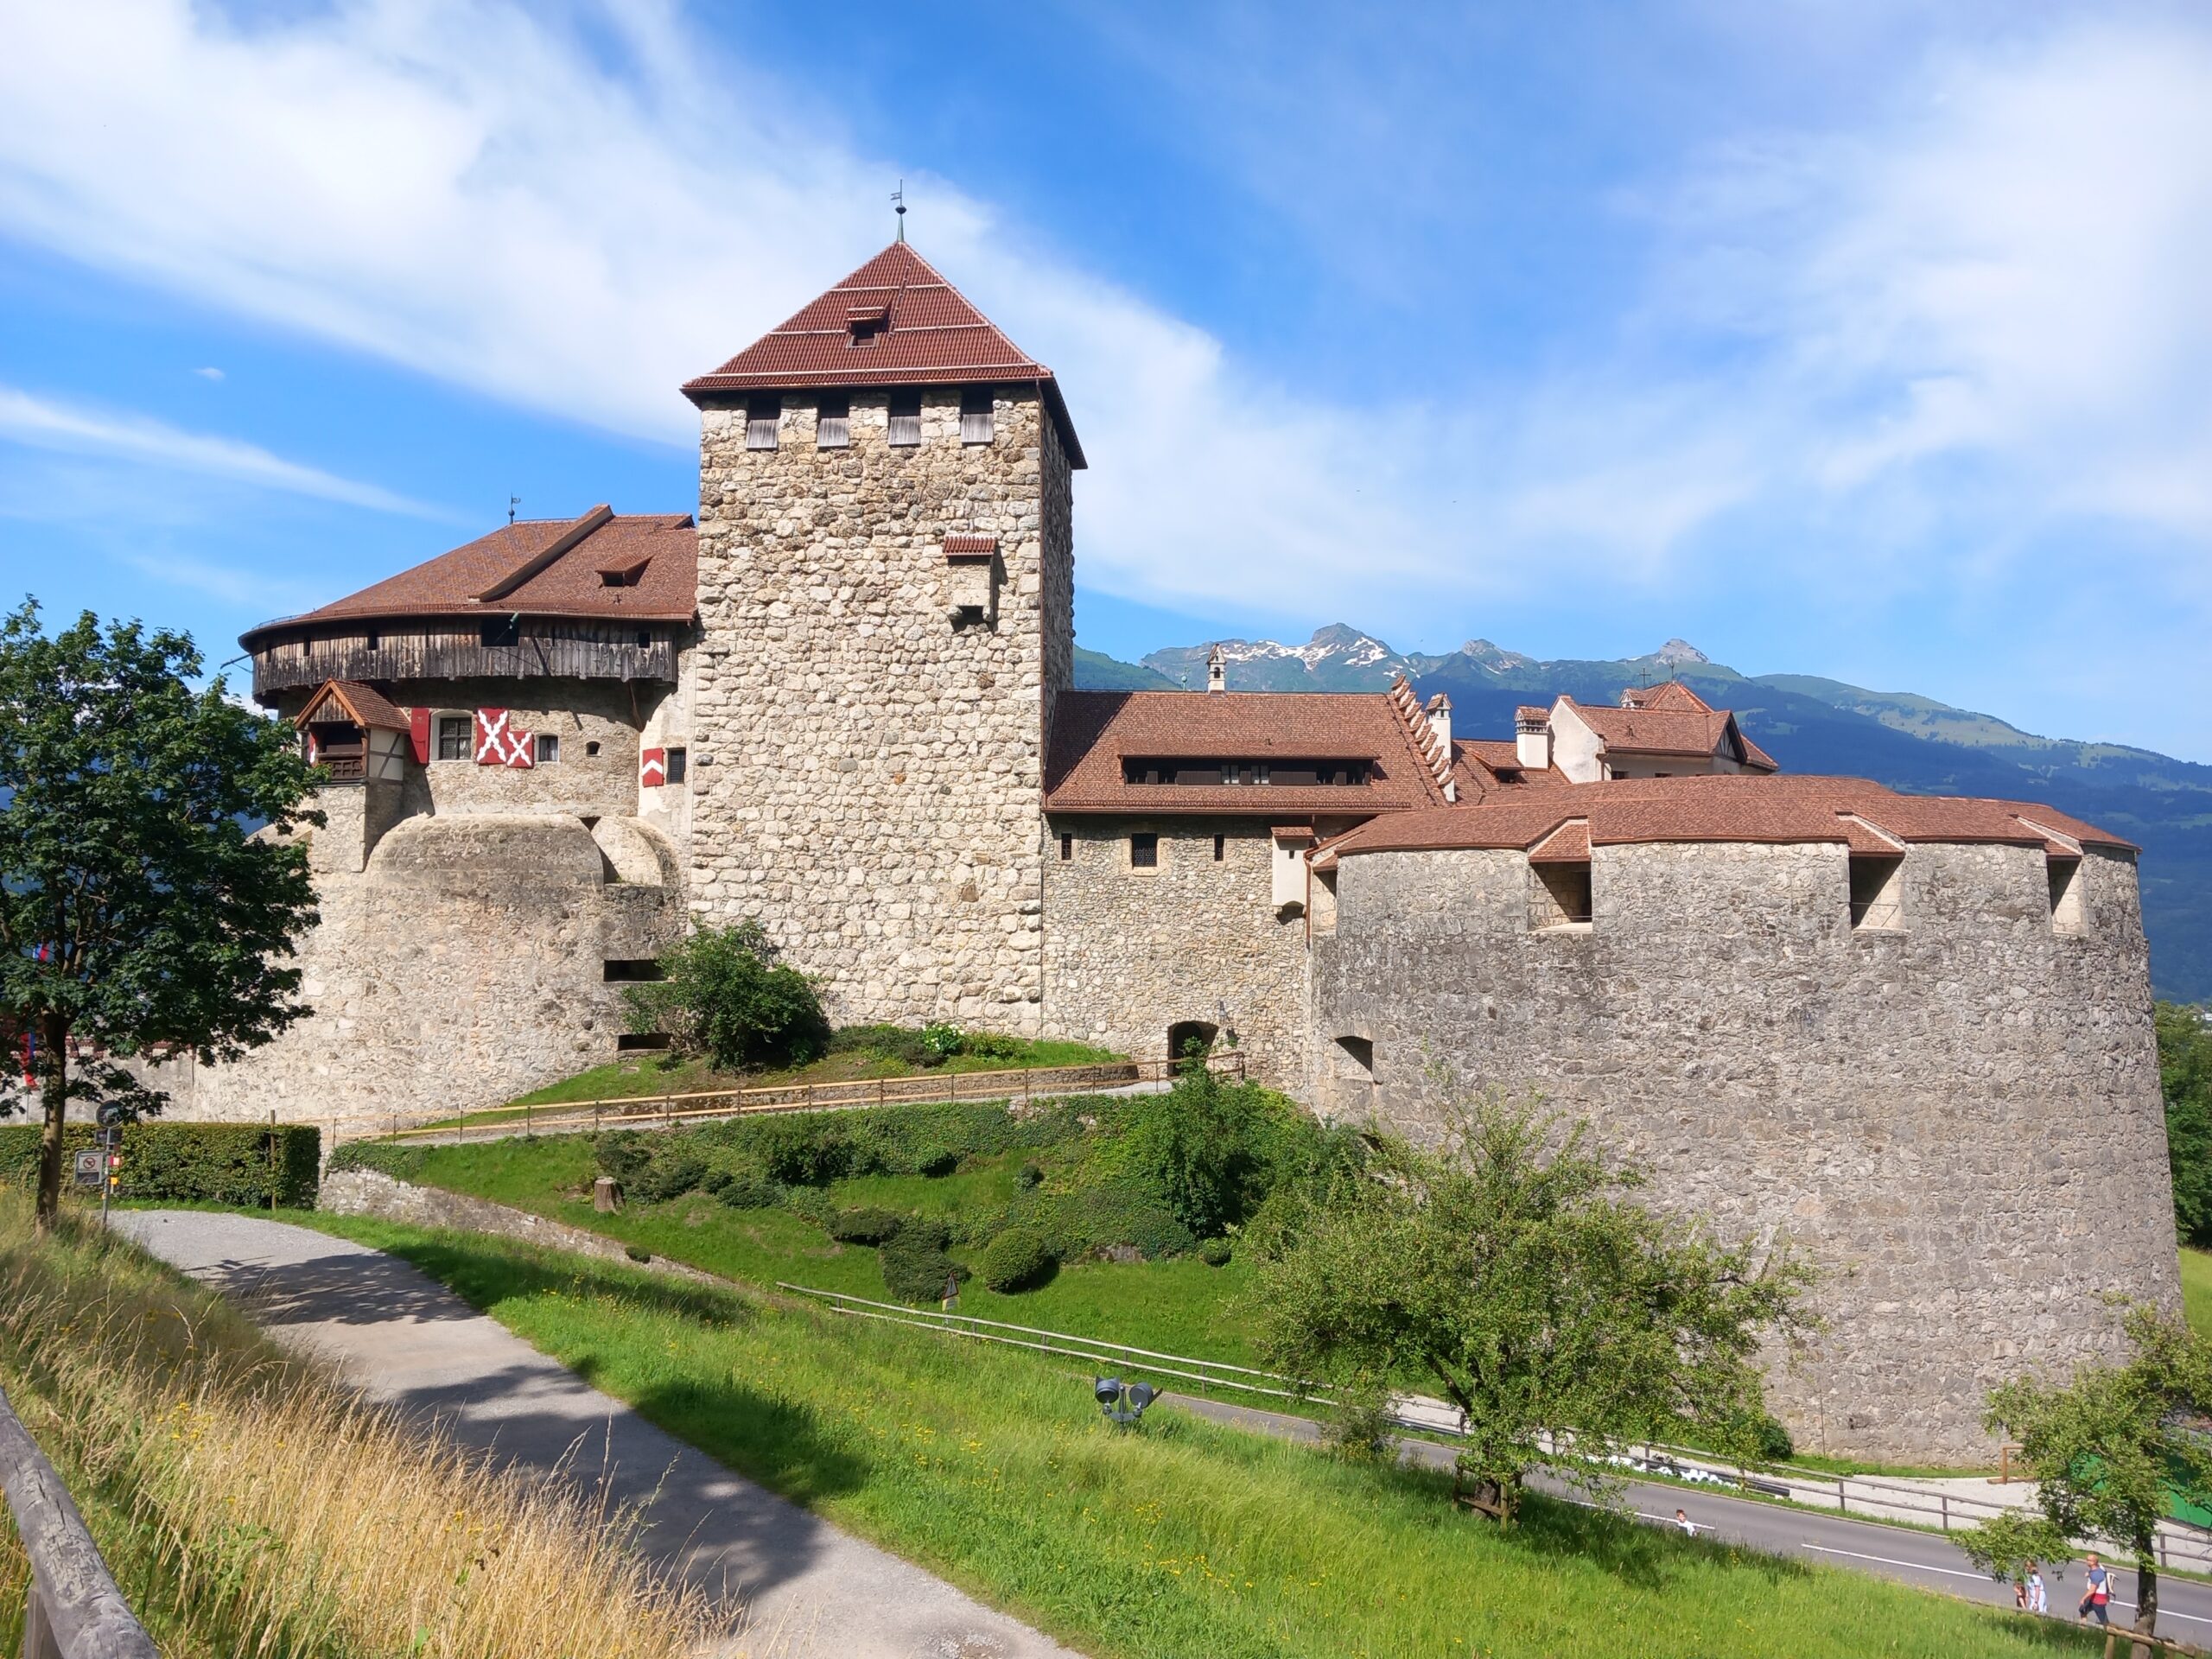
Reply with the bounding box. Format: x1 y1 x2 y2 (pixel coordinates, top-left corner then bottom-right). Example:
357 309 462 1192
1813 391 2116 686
2130 1542 2158 1659
34 1011 67 1230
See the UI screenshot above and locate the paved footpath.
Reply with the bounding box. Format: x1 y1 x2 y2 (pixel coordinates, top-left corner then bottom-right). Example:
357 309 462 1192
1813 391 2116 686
115 1211 1082 1659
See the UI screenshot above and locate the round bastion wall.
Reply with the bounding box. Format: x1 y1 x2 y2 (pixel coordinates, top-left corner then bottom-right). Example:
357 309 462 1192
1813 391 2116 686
1307 836 2178 1463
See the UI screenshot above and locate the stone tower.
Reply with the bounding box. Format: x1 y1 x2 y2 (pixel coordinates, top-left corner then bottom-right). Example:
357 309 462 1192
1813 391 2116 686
682 244 1083 1031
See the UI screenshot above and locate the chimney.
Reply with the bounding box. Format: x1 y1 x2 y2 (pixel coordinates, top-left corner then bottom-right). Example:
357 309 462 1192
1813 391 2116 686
1516 705 1552 772
1423 691 1452 759
1206 643 1226 695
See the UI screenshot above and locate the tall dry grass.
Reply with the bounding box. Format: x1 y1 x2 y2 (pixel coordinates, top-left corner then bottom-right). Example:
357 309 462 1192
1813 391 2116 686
0 1196 725 1658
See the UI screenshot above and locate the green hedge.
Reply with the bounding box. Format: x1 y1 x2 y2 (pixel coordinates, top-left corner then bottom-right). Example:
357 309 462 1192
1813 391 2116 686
0 1122 321 1208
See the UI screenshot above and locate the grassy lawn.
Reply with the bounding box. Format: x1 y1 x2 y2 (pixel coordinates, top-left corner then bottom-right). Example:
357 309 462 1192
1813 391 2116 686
286 1212 2095 1659
2183 1246 2212 1341
359 1135 1266 1365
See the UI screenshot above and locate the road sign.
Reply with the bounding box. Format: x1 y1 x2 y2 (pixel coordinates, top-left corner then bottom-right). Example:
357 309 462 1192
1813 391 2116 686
96 1102 126 1127
98 1126 122 1150
72 1150 101 1189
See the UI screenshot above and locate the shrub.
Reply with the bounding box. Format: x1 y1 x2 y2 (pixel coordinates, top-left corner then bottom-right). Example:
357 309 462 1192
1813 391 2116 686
963 1032 1025 1063
1199 1236 1232 1267
1027 1187 1195 1262
622 921 830 1071
747 1116 855 1185
1014 1160 1044 1191
779 1186 838 1228
920 1022 964 1064
979 1226 1055 1293
0 1122 320 1207
880 1224 968 1304
630 1150 707 1205
594 1130 654 1185
1108 1067 1338 1238
706 1171 785 1211
828 1206 905 1245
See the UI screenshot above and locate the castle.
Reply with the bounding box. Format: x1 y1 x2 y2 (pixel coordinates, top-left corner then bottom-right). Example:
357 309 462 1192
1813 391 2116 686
170 241 2177 1459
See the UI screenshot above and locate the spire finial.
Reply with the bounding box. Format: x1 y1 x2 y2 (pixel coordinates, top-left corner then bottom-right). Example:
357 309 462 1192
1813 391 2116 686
508 494 519 526
892 180 906 243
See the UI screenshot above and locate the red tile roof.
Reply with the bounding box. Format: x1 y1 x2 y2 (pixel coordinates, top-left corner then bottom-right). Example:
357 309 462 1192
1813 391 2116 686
1559 696 1777 772
295 679 410 731
240 509 696 645
682 242 1085 466
1046 690 1449 816
1320 773 2134 859
1621 680 1713 713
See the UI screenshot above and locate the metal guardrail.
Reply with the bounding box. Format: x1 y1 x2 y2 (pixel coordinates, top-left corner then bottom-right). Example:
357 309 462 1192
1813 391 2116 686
364 1052 1246 1146
775 1281 2212 1573
0 1382 156 1659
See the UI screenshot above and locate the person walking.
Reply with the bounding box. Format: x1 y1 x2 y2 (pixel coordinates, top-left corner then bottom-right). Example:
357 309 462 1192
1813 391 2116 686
1674 1508 1697 1538
2078 1553 2112 1626
2027 1564 2047 1615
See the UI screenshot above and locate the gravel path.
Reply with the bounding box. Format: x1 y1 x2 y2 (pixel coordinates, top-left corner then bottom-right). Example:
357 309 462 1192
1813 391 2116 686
114 1210 1082 1659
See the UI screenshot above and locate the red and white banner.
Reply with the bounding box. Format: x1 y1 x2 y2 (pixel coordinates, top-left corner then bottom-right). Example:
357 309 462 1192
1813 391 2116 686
409 708 431 766
640 747 667 786
474 709 533 768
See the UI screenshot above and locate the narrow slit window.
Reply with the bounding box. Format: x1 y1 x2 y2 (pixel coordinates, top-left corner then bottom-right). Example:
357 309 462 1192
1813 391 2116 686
1129 832 1159 870
960 385 995 445
665 747 689 784
1213 834 1225 861
745 393 780 450
1059 832 1073 861
601 959 663 982
817 392 850 448
2048 856 2086 935
888 390 922 447
1849 855 1904 931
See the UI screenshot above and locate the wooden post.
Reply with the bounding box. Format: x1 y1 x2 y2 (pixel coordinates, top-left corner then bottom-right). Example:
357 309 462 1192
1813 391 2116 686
1939 1493 1948 1531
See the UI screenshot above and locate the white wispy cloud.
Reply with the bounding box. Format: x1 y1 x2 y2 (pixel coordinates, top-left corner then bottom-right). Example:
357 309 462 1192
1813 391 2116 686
0 385 441 517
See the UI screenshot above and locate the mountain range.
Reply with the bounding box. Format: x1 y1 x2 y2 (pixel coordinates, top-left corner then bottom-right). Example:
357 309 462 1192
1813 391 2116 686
1071 628 2212 1003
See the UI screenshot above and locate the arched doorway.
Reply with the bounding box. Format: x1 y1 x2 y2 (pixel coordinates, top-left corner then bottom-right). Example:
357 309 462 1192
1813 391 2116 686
1166 1020 1219 1069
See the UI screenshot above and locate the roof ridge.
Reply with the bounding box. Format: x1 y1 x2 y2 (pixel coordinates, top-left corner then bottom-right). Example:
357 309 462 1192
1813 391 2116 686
476 504 613 603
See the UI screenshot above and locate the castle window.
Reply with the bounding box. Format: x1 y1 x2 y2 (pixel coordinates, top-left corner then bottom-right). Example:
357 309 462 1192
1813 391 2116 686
585 741 601 757
817 392 850 448
615 1032 673 1052
600 559 649 588
745 394 780 450
480 616 521 649
363 631 381 652
435 715 470 762
1333 1035 1375 1094
1848 854 1904 931
1059 832 1072 861
635 629 651 649
1530 861 1592 930
960 385 995 445
664 747 688 784
601 959 663 982
2048 855 2086 936
888 390 922 447
846 304 887 346
1129 831 1160 871
534 734 561 765
1213 833 1225 861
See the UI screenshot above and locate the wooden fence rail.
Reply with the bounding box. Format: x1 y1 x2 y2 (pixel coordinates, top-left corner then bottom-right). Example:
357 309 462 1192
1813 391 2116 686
0 1382 156 1659
364 1052 1246 1147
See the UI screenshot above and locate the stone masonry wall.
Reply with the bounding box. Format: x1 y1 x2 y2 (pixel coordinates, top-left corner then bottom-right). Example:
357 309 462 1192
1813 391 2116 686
1044 817 1309 1084
154 812 683 1133
1309 837 2177 1462
689 386 1071 1033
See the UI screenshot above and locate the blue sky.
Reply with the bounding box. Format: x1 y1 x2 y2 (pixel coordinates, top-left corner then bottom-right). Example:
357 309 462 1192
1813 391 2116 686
3 2 2210 754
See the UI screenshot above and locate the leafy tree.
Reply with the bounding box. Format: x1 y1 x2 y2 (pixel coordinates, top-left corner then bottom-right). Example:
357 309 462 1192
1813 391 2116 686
2155 1001 2212 1245
1961 1306 2212 1655
1250 1084 1811 1524
1110 1063 1345 1239
623 921 829 1072
0 601 320 1225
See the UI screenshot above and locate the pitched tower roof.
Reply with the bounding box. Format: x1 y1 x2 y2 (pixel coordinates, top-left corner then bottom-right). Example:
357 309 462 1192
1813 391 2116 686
682 242 1084 465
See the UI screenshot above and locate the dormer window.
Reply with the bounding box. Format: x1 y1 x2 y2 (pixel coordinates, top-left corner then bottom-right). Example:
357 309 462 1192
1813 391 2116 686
745 394 780 450
960 385 995 445
599 559 649 588
846 304 888 346
2049 855 2086 935
817 392 849 449
888 390 922 448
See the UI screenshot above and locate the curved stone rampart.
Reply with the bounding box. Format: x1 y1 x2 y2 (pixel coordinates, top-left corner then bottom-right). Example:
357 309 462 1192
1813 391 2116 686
1309 836 2177 1462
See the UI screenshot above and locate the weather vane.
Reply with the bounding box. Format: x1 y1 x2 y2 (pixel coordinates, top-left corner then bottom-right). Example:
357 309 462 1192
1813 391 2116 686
509 494 520 526
893 180 906 243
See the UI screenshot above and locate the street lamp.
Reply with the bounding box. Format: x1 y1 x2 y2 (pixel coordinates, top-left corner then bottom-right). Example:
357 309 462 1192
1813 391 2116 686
1094 1376 1157 1429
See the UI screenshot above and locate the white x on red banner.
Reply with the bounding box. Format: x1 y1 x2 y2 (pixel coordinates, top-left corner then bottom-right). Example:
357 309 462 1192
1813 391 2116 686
474 708 534 768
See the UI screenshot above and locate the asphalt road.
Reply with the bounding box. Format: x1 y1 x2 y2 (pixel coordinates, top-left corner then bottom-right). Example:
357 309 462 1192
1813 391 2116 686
1174 1393 2212 1643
